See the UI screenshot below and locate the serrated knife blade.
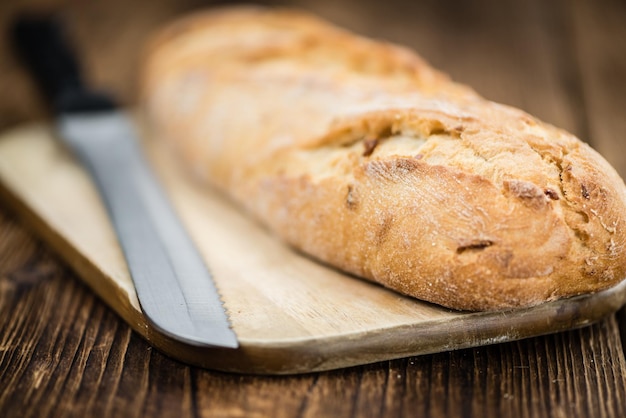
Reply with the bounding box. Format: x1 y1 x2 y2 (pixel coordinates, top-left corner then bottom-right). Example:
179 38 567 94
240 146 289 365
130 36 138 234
12 16 238 348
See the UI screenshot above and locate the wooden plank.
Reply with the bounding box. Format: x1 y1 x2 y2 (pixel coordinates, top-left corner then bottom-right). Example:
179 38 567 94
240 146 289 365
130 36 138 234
1 224 625 417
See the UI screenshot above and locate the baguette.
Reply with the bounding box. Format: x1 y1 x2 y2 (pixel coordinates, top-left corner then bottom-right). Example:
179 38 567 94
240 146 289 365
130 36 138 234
142 6 626 310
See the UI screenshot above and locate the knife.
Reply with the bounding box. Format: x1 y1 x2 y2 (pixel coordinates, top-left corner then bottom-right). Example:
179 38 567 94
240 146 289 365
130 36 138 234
11 15 238 349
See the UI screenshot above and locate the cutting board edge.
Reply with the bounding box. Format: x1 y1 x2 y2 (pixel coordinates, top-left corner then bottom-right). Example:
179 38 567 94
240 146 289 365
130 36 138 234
144 278 626 374
2 167 625 375
2 122 626 375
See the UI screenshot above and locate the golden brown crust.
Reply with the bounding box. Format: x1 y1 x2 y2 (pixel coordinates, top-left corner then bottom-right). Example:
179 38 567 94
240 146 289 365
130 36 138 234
142 6 626 310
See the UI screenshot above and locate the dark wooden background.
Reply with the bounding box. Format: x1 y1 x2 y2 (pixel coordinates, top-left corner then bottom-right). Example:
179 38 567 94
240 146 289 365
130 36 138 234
1 0 626 417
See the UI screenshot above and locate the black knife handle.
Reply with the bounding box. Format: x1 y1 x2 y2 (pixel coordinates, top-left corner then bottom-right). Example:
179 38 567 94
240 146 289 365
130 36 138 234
11 15 115 114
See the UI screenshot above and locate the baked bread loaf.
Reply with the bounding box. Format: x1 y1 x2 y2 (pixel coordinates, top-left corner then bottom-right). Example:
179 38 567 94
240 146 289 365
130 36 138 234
142 6 626 310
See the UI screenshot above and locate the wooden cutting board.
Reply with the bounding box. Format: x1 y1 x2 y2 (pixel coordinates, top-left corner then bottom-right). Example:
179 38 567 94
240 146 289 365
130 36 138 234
1 122 625 375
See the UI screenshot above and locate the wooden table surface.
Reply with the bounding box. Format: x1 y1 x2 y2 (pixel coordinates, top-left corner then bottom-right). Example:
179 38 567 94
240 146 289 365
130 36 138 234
1 0 625 416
